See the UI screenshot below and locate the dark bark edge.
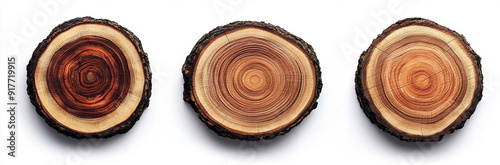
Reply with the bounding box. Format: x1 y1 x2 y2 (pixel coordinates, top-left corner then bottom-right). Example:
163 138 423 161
182 21 322 141
27 16 152 139
355 17 483 142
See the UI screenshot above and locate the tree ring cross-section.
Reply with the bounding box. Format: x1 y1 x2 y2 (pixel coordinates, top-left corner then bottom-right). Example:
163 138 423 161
27 17 152 139
183 21 322 140
355 18 482 142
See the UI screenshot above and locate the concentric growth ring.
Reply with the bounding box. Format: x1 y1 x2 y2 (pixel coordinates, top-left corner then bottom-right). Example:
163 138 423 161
355 18 482 141
47 36 131 119
210 37 302 124
183 21 322 140
27 17 151 139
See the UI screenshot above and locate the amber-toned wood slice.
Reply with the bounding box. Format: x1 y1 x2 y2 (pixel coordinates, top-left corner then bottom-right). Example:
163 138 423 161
27 17 152 139
355 18 482 142
183 21 322 140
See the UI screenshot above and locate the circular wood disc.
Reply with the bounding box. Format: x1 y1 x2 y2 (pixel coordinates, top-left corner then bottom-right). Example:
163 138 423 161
355 18 482 141
27 17 152 139
183 21 322 140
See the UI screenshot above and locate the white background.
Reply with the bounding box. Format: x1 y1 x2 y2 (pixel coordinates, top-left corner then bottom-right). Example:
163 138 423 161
1 0 500 165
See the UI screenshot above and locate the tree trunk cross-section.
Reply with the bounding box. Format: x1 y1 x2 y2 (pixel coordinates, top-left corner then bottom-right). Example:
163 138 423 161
183 21 322 140
355 18 482 142
27 17 152 139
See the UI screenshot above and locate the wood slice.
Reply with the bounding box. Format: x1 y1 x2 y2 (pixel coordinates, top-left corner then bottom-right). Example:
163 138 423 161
183 21 322 140
355 18 482 142
27 17 152 139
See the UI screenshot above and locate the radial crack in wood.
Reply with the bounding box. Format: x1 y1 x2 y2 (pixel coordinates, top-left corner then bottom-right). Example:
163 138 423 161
355 18 482 142
183 21 322 140
27 17 152 139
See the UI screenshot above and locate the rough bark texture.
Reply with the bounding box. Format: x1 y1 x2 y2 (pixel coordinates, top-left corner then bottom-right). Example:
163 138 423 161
183 21 322 140
27 17 152 139
355 18 482 142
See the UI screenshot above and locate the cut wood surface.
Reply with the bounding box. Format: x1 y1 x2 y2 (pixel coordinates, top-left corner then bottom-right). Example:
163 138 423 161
183 21 322 140
355 18 482 141
27 17 152 139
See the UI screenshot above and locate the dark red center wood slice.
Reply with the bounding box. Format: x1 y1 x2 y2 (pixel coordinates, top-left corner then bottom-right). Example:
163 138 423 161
27 17 152 139
183 21 322 140
355 18 482 142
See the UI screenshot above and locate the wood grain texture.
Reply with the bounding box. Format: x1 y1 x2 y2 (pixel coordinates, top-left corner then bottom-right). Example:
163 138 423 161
355 18 482 142
27 17 152 139
183 21 322 140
